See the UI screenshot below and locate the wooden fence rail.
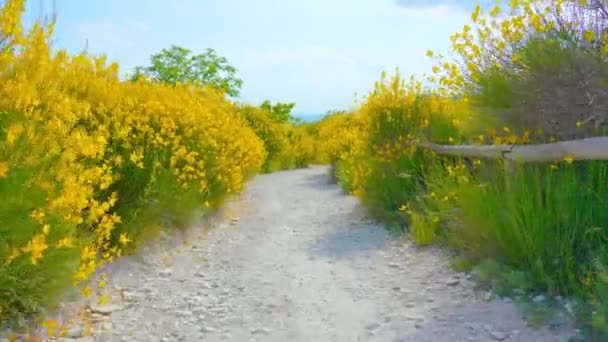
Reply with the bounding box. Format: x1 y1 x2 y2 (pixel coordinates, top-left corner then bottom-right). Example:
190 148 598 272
416 137 608 163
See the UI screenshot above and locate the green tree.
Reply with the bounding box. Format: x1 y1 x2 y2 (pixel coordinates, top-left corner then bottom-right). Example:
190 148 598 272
132 45 243 97
260 100 298 123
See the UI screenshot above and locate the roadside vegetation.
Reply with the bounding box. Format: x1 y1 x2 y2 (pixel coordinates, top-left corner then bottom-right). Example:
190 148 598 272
315 1 608 339
0 0 316 336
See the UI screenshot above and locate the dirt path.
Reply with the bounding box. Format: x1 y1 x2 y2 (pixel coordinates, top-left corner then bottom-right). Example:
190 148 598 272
46 165 574 342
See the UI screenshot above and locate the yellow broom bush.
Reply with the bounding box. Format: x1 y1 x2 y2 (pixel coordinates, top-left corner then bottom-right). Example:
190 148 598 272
0 0 268 331
317 0 608 337
237 104 317 172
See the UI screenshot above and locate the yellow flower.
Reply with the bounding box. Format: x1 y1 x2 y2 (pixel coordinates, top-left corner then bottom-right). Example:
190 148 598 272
98 273 107 290
398 203 410 212
119 233 131 246
471 5 481 23
42 224 51 235
583 30 596 43
56 237 74 248
97 294 108 305
21 233 48 265
43 319 57 337
30 209 45 223
0 162 9 177
4 247 21 265
563 155 574 164
81 286 93 298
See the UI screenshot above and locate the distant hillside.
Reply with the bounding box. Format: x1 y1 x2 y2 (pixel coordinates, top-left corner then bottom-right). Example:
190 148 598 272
293 113 324 122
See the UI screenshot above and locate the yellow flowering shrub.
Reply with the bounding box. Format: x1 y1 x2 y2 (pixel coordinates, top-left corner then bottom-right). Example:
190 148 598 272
238 104 292 172
315 1 608 337
286 125 317 168
0 0 269 330
237 104 317 172
313 110 368 191
428 0 608 142
313 70 467 225
315 110 367 165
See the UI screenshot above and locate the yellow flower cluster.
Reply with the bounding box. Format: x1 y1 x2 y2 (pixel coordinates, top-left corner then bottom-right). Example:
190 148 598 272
237 105 315 171
0 0 282 327
427 0 606 98
315 111 367 164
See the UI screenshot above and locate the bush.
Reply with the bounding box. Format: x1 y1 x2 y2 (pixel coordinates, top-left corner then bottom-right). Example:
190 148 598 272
0 2 267 332
236 104 315 172
317 1 608 338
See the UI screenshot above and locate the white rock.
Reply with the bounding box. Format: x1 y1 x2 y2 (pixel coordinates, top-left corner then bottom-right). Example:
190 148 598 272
89 303 123 315
251 327 271 334
159 268 174 277
489 330 508 340
532 294 546 303
445 278 460 286
56 337 95 342
65 326 84 338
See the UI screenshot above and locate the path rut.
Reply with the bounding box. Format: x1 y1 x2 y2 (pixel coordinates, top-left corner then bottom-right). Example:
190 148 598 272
49 165 574 342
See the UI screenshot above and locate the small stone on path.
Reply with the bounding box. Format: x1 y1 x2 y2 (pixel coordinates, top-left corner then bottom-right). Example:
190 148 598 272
88 303 123 315
65 326 84 338
489 330 508 340
445 277 460 286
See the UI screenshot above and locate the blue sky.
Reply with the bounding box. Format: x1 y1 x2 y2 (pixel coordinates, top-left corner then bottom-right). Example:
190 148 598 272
22 0 482 116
